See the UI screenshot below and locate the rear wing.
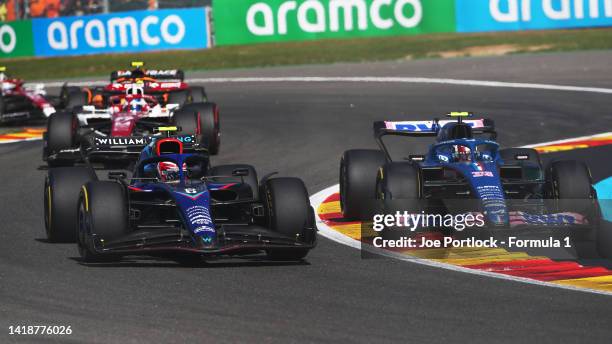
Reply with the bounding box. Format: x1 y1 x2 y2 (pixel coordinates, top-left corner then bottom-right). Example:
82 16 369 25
373 118 496 162
110 69 185 82
374 119 496 138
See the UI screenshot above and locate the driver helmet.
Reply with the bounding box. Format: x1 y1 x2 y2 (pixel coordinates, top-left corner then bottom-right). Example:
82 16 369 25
453 145 471 162
157 162 180 183
156 161 188 183
126 83 144 97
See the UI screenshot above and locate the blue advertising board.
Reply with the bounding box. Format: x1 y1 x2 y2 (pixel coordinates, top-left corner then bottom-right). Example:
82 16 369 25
32 7 209 56
457 0 612 32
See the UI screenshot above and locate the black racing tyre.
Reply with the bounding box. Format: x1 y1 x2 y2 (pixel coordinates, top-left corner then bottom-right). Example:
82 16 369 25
209 164 259 201
167 90 190 107
45 111 77 166
263 178 314 260
189 86 207 103
173 107 198 136
376 162 422 239
60 85 79 104
44 167 97 243
340 149 386 220
0 96 4 117
546 160 594 213
597 220 612 259
180 102 220 155
77 181 128 262
499 148 541 165
63 88 88 110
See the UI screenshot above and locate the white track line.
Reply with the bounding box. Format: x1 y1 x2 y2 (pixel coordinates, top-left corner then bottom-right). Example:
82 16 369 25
310 185 612 297
522 132 612 148
40 77 612 94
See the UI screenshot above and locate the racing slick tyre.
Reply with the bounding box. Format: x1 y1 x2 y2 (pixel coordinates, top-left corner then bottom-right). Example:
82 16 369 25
340 149 386 220
77 181 128 262
0 96 4 121
376 162 422 239
62 88 88 110
45 111 77 166
175 102 220 155
263 178 315 260
597 220 612 259
167 90 190 107
173 106 198 135
546 160 594 213
208 164 259 201
499 148 541 165
44 167 98 243
189 86 207 103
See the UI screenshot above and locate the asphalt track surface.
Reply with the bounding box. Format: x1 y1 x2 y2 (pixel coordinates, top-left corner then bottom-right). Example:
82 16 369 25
2 52 612 343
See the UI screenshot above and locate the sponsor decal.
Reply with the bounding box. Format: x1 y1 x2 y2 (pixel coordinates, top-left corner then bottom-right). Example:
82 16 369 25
472 171 494 177
0 20 35 59
385 119 485 132
32 8 210 57
175 189 207 200
186 206 215 237
456 0 612 33
94 137 148 145
213 0 455 45
509 211 587 226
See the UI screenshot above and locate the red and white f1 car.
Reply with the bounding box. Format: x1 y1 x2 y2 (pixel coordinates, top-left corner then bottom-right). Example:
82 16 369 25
44 82 219 166
59 62 208 110
0 67 56 123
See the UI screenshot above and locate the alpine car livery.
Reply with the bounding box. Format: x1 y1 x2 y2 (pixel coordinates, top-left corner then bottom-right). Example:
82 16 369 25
0 67 56 123
339 112 604 255
44 133 316 263
43 81 220 166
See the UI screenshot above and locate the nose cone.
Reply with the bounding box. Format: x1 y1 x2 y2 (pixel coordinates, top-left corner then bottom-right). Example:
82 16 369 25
469 162 509 227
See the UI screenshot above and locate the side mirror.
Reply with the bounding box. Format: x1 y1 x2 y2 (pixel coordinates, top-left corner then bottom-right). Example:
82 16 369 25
108 171 127 180
232 168 249 177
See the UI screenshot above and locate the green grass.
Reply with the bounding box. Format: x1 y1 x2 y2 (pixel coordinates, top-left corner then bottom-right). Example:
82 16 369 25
3 28 612 80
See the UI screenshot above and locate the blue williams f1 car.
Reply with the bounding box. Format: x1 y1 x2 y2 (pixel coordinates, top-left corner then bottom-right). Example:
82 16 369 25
44 130 316 263
339 113 601 247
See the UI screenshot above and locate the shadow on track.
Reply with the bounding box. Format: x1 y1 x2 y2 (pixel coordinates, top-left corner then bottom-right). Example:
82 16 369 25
68 256 311 269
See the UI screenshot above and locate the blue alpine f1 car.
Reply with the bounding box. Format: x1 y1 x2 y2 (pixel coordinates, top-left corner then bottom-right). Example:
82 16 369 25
44 130 316 263
339 113 599 234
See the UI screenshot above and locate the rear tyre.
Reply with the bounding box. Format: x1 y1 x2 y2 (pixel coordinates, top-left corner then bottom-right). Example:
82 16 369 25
77 181 128 262
208 164 259 201
189 86 207 103
179 102 220 155
44 167 97 242
376 162 422 239
546 160 594 213
340 149 386 220
263 178 315 260
0 96 5 119
63 88 87 110
45 111 77 166
173 107 198 136
167 90 190 107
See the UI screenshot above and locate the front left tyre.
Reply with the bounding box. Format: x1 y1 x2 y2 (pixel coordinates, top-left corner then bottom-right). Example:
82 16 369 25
44 167 97 242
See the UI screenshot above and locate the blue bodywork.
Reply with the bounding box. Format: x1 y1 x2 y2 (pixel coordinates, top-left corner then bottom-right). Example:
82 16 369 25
129 139 234 247
421 138 509 226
